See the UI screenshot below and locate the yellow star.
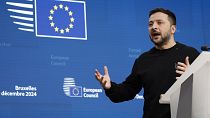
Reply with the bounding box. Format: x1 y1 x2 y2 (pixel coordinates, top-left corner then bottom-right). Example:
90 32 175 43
59 4 63 9
70 17 75 22
50 9 54 14
50 22 55 27
69 24 74 29
65 28 70 32
60 29 64 34
54 27 59 32
48 15 53 20
54 5 58 10
68 11 73 16
64 6 69 11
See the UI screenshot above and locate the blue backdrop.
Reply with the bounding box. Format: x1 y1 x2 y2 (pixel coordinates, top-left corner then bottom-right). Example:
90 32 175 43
0 0 210 118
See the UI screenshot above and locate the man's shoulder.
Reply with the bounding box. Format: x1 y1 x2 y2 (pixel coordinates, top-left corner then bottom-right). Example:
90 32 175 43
136 47 155 60
176 42 199 53
177 42 195 49
176 42 200 63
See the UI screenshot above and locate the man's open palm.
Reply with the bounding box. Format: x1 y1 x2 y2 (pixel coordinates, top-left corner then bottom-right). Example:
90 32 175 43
95 66 111 89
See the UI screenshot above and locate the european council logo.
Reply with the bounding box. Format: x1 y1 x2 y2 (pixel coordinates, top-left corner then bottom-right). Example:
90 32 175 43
63 77 82 97
6 0 87 40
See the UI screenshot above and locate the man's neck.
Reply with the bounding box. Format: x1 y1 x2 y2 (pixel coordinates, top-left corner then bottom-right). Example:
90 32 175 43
155 38 176 50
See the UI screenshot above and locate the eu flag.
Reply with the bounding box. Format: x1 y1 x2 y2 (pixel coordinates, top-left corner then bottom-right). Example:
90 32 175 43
35 0 87 40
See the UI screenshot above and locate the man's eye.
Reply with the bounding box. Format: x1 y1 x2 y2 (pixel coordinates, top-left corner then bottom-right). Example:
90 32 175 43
148 23 153 27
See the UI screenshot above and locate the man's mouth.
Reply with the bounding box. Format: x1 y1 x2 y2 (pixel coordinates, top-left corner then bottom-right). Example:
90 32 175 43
152 32 161 37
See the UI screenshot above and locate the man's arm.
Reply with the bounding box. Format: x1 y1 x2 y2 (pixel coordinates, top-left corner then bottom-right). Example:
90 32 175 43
94 60 143 103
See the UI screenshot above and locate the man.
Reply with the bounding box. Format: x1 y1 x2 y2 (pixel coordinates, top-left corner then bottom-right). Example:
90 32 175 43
94 8 200 118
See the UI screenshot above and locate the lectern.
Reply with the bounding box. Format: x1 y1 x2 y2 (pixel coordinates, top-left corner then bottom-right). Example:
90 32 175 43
159 52 210 118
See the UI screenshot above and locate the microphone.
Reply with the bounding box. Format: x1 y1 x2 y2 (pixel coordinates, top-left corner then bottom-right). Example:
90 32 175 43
201 45 210 51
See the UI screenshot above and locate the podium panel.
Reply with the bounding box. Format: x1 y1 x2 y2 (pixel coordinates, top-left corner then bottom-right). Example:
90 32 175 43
159 52 210 118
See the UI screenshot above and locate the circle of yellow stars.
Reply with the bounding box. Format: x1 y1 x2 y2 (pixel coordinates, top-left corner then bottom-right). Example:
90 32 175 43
48 4 75 34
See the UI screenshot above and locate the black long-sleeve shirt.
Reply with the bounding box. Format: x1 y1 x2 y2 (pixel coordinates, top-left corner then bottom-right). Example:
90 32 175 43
105 42 200 118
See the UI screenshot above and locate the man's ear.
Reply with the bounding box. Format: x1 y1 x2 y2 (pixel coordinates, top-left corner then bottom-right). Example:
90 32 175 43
171 25 176 34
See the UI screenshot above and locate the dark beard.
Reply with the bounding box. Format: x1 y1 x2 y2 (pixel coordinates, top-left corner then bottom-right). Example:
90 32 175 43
150 33 170 47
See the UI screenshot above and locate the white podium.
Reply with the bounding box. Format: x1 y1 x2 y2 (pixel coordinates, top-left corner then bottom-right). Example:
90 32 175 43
159 51 210 118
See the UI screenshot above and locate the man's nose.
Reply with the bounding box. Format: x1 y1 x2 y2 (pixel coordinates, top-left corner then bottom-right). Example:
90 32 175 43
152 22 158 29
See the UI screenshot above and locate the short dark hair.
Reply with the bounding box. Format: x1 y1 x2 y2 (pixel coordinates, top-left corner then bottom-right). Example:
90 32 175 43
149 8 176 25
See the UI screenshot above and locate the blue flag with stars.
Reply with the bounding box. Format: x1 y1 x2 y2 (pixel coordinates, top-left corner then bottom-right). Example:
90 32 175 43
35 0 87 40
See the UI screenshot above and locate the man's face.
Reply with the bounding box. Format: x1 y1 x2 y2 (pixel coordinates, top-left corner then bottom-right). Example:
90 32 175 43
148 12 175 46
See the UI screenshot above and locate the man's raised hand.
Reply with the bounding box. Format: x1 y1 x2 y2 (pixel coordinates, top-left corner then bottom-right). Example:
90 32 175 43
95 66 111 89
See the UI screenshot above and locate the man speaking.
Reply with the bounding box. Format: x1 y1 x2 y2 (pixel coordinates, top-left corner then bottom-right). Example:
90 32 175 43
94 8 199 118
